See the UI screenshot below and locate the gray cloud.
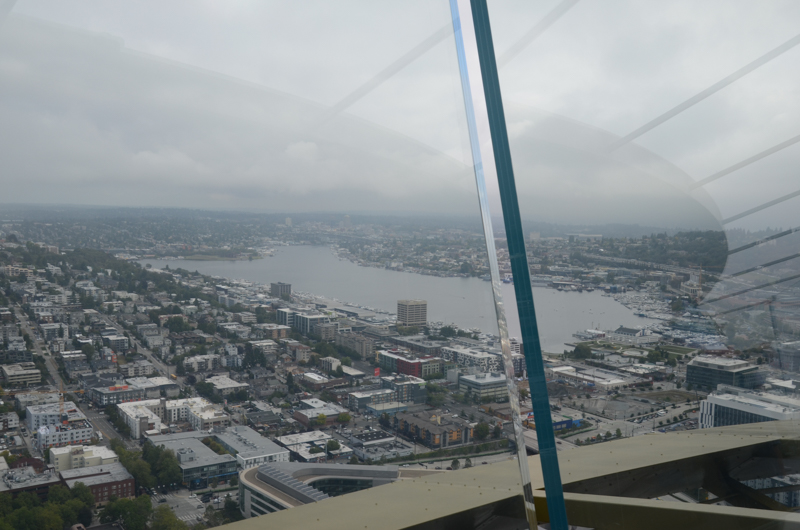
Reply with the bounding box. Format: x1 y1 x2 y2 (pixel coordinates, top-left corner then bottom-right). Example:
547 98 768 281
1 1 798 231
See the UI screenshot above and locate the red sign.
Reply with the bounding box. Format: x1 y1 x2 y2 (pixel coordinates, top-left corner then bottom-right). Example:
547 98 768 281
374 368 380 377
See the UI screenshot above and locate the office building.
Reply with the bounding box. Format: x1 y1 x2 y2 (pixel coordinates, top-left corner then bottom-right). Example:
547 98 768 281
0 412 19 431
440 345 501 373
60 462 134 506
150 434 237 488
458 372 508 402
777 341 800 372
49 445 119 472
271 282 292 298
687 356 767 391
15 391 59 410
319 356 341 374
396 300 427 326
699 385 800 429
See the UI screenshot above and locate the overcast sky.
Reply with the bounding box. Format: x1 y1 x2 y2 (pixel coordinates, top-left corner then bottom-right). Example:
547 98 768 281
2 0 799 231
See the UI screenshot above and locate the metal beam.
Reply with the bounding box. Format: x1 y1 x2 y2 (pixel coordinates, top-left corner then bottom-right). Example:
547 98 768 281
469 1 568 528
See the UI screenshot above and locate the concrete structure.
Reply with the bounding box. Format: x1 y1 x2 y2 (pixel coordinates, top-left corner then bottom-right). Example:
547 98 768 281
213 426 290 469
205 375 250 396
238 462 398 518
60 462 134 506
687 356 767 391
377 350 442 378
1 362 41 386
49 445 119 472
777 341 800 373
458 372 508 402
396 300 427 326
700 385 800 429
349 389 396 411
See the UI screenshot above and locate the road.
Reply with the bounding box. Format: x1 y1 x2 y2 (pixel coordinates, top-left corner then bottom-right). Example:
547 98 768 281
14 305 61 388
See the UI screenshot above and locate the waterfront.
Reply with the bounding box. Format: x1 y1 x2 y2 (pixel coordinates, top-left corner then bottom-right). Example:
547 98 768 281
140 246 657 353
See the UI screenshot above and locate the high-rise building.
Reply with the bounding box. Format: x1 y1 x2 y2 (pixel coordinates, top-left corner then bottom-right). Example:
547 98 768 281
270 282 292 298
396 299 427 327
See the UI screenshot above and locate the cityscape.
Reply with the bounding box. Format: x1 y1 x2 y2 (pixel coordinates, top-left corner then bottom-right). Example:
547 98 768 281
1 1 800 529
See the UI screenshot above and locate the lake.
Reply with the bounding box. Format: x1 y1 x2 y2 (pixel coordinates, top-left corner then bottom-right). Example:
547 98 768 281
140 245 656 353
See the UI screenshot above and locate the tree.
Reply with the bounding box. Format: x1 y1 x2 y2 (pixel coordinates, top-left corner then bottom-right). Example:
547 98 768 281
81 344 95 363
450 459 460 470
286 373 295 393
229 476 238 487
150 505 187 530
615 428 622 438
336 413 351 424
493 424 502 439
349 456 359 465
326 439 340 452
474 422 491 441
46 485 71 505
464 458 473 468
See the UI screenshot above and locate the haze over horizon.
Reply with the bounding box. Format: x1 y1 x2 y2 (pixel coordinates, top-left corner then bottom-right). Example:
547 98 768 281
2 1 799 231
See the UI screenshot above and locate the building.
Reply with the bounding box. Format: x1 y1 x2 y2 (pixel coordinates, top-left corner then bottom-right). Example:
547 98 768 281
293 403 348 428
117 397 231 439
377 349 443 378
381 375 427 404
15 391 60 410
212 426 290 469
319 356 341 374
270 282 292 299
393 411 473 449
252 323 291 340
60 462 135 505
238 462 398 518
149 434 238 489
27 402 94 450
49 445 119 472
183 354 220 372
458 372 508 402
334 332 374 359
118 360 155 377
687 356 767 391
0 412 19 431
103 335 129 351
205 375 250 396
777 341 800 372
348 389 396 411
396 300 427 326
699 385 800 429
0 466 62 501
314 322 339 341
605 326 659 346
1 363 41 386
440 346 501 373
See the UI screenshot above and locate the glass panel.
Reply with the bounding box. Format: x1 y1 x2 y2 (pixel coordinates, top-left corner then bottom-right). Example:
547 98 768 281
491 0 800 526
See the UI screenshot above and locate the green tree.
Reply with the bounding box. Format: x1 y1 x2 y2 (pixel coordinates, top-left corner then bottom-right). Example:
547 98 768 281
336 413 351 424
349 456 359 464
450 459 460 470
493 424 502 438
46 485 71 505
326 439 341 452
150 504 188 530
464 458 472 468
474 422 490 441
615 428 622 438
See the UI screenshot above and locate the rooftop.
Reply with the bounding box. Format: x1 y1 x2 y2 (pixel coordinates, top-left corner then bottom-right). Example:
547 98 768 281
60 462 133 487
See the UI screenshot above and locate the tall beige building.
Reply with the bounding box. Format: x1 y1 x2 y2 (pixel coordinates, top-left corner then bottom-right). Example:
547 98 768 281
397 300 427 327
